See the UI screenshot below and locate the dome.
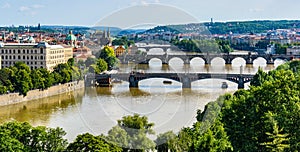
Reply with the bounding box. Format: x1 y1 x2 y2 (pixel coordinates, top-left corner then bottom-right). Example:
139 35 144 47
65 30 77 41
28 36 35 43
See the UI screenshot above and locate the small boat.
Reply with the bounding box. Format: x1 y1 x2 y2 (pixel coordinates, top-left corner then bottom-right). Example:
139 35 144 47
163 80 172 84
221 82 228 89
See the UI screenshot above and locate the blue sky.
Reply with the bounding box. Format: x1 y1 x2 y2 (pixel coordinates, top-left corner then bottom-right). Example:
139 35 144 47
0 0 299 27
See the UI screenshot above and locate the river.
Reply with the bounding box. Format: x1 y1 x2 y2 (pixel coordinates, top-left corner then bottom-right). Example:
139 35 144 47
0 58 285 141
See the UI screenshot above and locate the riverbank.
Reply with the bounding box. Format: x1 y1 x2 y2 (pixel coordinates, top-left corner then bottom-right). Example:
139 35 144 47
0 81 84 107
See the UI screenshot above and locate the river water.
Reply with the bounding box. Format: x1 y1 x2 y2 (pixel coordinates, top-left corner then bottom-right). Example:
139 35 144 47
0 58 285 141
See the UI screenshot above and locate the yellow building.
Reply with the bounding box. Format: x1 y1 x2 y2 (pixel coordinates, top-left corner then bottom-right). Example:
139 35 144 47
114 45 126 56
0 42 73 71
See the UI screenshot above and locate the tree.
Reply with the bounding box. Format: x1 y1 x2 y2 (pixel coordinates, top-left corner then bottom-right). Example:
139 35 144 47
260 112 290 152
14 69 32 96
67 133 122 152
97 58 108 72
99 46 118 69
221 61 300 151
31 68 46 90
108 114 156 152
0 121 68 151
155 131 178 152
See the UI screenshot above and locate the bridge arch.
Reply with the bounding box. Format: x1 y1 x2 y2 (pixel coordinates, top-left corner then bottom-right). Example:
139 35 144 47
273 58 287 67
190 57 206 65
139 78 182 86
148 58 163 65
168 57 184 65
253 57 267 66
231 57 246 66
191 79 238 88
210 57 226 65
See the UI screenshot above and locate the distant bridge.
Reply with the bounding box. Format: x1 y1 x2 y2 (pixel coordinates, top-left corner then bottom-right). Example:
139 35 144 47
118 53 296 65
137 45 179 52
85 72 254 89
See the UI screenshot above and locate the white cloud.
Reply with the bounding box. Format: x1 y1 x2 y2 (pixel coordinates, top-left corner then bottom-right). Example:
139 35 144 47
19 6 30 12
249 8 264 13
2 2 10 9
32 4 44 9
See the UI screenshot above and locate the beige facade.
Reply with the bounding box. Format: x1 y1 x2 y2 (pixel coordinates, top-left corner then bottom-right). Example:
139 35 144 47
0 42 73 71
287 46 300 55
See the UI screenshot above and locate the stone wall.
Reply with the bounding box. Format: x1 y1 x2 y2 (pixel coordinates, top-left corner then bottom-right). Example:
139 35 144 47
0 81 84 106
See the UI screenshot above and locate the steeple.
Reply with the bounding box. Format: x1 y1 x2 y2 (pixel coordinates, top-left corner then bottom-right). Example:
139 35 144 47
2 32 5 42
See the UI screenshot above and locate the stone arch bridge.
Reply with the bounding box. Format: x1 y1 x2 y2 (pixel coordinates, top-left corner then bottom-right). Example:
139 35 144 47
118 53 295 65
85 72 254 89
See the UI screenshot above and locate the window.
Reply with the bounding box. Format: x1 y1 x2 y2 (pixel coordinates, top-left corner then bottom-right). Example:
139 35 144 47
35 62 37 65
18 50 20 54
9 50 11 54
23 56 25 59
18 56 21 59
35 50 37 54
31 56 33 60
13 50 15 54
40 56 43 59
13 56 15 59
23 50 25 54
27 50 29 54
40 48 44 54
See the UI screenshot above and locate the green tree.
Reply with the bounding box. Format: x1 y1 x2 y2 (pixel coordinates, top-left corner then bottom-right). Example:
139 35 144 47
97 58 108 72
99 46 118 69
0 121 68 151
261 112 290 152
108 114 156 152
221 61 300 151
14 69 32 96
155 131 178 152
31 68 46 90
67 133 122 152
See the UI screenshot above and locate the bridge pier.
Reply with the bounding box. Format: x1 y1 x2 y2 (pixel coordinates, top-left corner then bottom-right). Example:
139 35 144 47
237 75 245 89
181 77 191 88
184 59 190 64
129 75 139 88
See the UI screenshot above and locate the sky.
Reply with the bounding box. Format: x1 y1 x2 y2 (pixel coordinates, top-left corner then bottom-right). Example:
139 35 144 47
0 0 300 28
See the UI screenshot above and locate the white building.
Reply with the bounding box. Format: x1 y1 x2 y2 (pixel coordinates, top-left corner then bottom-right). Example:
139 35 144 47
0 42 73 71
287 46 300 55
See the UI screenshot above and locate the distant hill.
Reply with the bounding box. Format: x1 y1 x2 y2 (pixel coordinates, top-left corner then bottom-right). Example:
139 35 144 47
142 20 300 35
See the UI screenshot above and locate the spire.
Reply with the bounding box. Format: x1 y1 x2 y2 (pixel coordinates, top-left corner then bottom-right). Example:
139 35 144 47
107 27 110 38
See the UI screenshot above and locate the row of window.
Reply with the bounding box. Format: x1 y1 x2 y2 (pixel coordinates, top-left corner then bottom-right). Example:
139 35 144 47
0 48 44 54
2 61 44 65
50 50 65 54
49 55 65 59
48 60 65 65
1 55 44 60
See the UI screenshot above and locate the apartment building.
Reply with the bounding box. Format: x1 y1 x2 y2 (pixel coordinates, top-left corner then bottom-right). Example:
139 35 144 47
0 42 73 71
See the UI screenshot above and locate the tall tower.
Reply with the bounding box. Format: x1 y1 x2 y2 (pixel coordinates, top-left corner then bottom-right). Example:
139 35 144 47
2 32 5 42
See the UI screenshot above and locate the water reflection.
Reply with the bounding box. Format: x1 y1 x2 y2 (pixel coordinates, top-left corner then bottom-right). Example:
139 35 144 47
0 89 85 126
